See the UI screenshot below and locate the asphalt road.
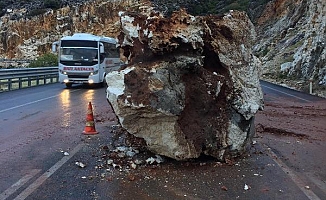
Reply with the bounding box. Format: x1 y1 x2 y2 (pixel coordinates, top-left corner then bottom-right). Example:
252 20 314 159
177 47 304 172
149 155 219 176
0 83 111 200
258 80 326 200
260 80 324 103
0 81 325 200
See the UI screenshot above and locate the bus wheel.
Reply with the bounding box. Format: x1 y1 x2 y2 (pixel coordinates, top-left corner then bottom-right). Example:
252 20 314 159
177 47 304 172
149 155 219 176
100 80 107 88
65 83 72 88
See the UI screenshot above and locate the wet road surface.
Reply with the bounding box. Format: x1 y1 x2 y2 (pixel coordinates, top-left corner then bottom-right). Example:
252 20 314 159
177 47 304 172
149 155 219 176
0 83 110 199
0 81 325 199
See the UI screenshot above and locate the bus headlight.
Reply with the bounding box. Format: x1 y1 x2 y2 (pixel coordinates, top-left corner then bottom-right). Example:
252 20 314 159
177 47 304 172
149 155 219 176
63 79 69 83
59 70 67 75
90 70 98 76
88 79 94 84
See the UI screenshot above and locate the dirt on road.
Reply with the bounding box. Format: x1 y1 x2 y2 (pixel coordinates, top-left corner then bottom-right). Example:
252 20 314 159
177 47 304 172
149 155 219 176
255 95 326 197
255 97 326 141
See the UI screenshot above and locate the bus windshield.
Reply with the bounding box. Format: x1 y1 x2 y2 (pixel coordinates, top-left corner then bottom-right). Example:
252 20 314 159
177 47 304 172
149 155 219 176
60 47 98 62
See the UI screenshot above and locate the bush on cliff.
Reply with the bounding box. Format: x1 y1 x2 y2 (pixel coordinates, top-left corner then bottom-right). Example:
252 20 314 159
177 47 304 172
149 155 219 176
43 0 60 9
28 53 58 68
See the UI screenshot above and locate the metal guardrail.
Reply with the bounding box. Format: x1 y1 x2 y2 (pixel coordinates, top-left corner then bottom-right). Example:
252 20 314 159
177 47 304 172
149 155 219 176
0 67 58 92
0 59 32 63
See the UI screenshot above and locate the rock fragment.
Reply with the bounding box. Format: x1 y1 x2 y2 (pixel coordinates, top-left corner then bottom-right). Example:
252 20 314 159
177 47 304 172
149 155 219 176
75 161 86 168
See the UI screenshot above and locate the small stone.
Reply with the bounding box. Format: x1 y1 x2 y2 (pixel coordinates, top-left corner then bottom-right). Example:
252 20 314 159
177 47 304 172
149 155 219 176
134 159 143 165
221 186 228 191
130 162 137 169
146 157 156 164
117 152 126 158
63 152 69 156
107 159 114 165
126 151 136 157
112 163 121 169
145 155 164 164
155 155 164 163
244 184 251 190
75 162 86 168
127 174 136 181
116 146 127 152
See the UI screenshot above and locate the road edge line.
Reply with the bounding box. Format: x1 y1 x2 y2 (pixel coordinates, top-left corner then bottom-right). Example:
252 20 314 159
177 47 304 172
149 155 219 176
13 143 84 200
261 84 312 102
266 147 321 200
0 169 41 200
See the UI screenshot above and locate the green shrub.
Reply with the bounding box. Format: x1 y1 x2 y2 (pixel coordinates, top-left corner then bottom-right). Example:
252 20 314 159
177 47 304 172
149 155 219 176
0 2 5 17
260 47 269 57
222 0 250 12
27 8 47 17
44 0 61 9
28 53 58 68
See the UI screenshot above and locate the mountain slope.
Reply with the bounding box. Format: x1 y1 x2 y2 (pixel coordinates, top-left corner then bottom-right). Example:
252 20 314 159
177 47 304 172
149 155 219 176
0 0 325 96
254 0 326 96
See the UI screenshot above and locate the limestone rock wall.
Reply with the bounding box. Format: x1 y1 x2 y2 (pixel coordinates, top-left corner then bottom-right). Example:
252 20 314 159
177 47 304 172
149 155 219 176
254 0 326 91
0 0 145 59
106 9 263 161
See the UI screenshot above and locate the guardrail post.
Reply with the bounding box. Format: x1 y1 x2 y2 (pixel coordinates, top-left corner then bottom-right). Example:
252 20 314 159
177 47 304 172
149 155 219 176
28 77 31 87
309 79 313 94
8 78 12 91
36 76 40 86
19 77 23 89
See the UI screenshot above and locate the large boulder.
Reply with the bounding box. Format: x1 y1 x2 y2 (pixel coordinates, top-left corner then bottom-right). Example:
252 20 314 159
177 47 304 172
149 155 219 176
106 8 264 161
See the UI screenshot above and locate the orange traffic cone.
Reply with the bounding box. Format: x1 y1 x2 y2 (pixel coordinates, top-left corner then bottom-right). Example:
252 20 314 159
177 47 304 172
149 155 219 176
83 102 98 135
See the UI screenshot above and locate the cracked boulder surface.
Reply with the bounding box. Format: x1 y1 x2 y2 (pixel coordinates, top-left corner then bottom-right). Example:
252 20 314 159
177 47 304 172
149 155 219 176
106 8 264 161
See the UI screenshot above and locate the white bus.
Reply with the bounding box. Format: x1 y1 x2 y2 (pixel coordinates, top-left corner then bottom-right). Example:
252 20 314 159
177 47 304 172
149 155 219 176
52 33 121 88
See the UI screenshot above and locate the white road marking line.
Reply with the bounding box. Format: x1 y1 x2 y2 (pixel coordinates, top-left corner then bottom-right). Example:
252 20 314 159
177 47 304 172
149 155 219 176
0 89 81 113
267 148 321 200
261 84 312 102
0 169 41 200
13 143 84 200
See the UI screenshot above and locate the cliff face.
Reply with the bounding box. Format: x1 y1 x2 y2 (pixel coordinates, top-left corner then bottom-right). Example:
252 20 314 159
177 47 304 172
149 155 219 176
254 0 325 95
0 0 137 58
0 0 325 95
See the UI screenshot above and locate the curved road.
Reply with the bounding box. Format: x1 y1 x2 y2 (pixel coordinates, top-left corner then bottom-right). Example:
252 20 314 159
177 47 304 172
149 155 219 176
0 81 325 199
260 80 324 103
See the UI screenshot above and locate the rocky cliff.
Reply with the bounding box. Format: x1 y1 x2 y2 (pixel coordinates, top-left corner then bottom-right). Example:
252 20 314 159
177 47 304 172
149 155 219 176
0 0 325 95
0 0 128 59
254 0 326 96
